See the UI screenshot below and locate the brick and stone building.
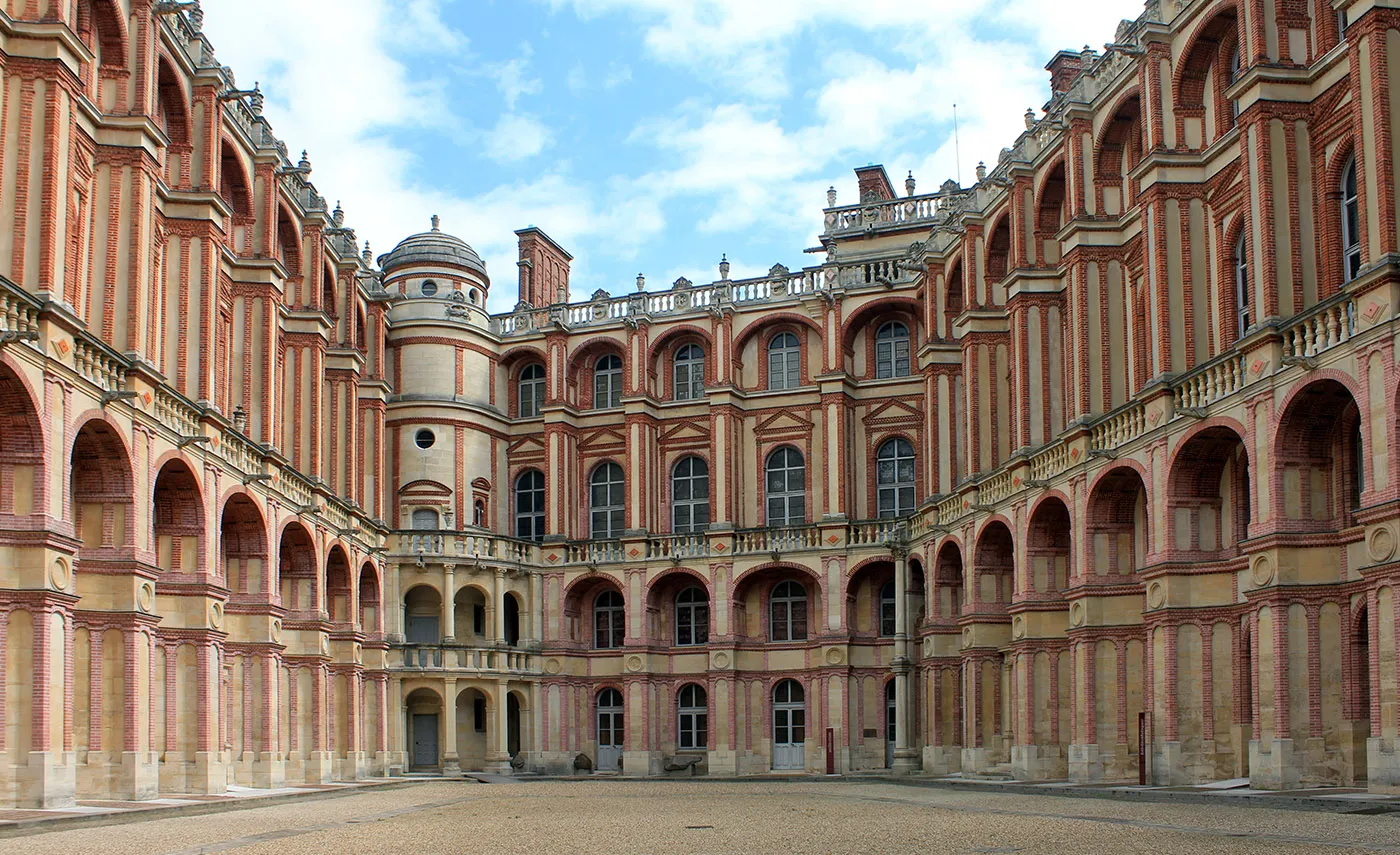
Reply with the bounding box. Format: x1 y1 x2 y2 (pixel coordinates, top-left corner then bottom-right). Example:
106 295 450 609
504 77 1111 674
1 0 1399 807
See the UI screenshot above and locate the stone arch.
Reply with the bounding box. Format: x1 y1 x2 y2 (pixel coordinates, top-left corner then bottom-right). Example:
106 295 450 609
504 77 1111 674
1273 376 1363 530
325 544 353 627
1025 494 1072 597
1035 159 1069 263
838 296 922 354
566 335 628 408
219 138 253 217
732 562 823 643
1086 464 1150 578
70 416 134 553
972 519 1014 608
220 492 267 597
985 212 1013 285
845 557 895 636
932 539 964 620
644 567 711 647
152 457 204 575
1173 3 1242 144
278 520 319 615
1094 94 1142 214
275 202 302 275
358 561 381 633
561 572 625 647
76 0 129 69
0 360 44 520
1166 423 1251 558
155 54 191 146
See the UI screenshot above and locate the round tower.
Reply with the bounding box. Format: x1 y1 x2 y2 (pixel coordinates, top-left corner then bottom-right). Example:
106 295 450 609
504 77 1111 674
380 217 502 536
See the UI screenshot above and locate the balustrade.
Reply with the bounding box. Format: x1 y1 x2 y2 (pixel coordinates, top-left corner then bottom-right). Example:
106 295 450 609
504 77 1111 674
1172 353 1246 411
1091 402 1147 451
847 519 906 547
1029 441 1069 482
1282 295 1358 360
732 525 821 554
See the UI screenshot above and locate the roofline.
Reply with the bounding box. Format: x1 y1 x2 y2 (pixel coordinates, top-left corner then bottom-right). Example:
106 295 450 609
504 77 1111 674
514 226 574 261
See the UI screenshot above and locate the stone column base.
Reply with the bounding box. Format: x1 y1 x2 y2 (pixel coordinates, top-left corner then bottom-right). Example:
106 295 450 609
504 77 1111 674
188 752 227 795
484 754 512 775
1068 743 1104 782
342 751 368 781
442 755 462 776
891 747 919 776
20 751 76 808
1250 738 1302 790
705 750 738 776
922 745 962 775
1368 737 1400 793
303 751 333 784
960 747 1003 776
1010 744 1066 781
252 753 286 789
622 750 657 776
373 750 393 777
118 751 158 800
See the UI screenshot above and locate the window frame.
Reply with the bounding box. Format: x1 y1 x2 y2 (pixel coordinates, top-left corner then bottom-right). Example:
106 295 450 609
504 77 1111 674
593 590 625 649
1342 156 1361 284
879 580 897 637
766 331 801 390
411 508 440 530
518 363 546 419
1234 231 1250 341
514 469 546 541
671 456 711 534
875 437 917 518
593 353 623 410
589 462 625 540
765 447 806 527
769 579 809 642
675 585 710 647
677 683 708 750
874 321 912 379
673 343 706 401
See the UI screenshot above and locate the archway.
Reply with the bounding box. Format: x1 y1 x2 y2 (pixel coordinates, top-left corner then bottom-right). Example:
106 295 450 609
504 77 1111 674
153 459 203 574
278 522 318 616
454 686 490 771
1085 467 1148 578
358 562 381 634
405 687 444 771
932 542 964 621
845 559 895 637
325 545 352 627
1167 426 1250 559
71 419 133 553
1025 498 1071 597
220 494 266 597
454 585 488 643
971 522 1014 612
404 585 443 646
0 364 43 520
1274 379 1361 530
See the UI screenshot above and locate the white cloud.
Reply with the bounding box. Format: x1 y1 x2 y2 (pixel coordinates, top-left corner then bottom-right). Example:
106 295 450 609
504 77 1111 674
484 114 554 162
489 45 543 109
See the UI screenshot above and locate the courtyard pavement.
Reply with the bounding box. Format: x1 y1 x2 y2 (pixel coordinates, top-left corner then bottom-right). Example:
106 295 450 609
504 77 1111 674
2 779 1400 854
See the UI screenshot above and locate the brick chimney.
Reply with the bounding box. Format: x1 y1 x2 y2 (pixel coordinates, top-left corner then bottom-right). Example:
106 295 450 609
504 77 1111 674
1045 50 1086 95
515 227 572 307
854 164 896 204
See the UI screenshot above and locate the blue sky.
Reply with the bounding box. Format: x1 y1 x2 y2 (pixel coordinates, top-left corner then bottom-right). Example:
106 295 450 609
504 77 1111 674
202 0 1142 312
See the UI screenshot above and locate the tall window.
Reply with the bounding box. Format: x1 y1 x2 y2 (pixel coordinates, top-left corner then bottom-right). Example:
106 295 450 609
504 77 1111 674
674 344 705 400
875 321 911 378
767 332 801 390
411 508 439 530
519 363 546 418
515 470 545 541
1342 156 1361 284
765 447 806 526
1228 48 1241 122
770 580 808 642
594 590 625 649
1234 232 1251 340
879 580 897 637
677 684 708 750
589 462 625 540
876 438 916 518
671 457 710 533
594 354 622 409
675 586 709 646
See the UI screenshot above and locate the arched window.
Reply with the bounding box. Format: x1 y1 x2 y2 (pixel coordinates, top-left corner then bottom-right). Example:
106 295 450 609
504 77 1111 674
673 343 705 401
1234 232 1250 340
1342 156 1361 284
767 332 801 390
876 438 916 518
515 470 545 541
677 684 708 750
671 456 710 534
519 363 546 418
675 586 709 646
1228 48 1241 122
590 462 625 540
473 500 486 528
875 321 911 378
765 447 806 527
594 590 625 649
594 354 623 409
770 580 808 642
879 580 897 637
411 508 439 530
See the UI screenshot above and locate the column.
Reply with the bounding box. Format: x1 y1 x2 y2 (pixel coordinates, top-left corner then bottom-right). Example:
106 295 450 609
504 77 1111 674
442 677 460 774
891 548 915 774
493 568 506 645
528 571 542 644
442 564 456 642
488 678 511 772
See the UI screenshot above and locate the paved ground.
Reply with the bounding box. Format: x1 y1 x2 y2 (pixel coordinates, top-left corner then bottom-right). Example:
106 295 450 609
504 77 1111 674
4 779 1400 854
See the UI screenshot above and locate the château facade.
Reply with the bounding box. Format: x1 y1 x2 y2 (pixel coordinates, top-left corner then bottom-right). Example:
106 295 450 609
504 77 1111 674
1 0 1400 808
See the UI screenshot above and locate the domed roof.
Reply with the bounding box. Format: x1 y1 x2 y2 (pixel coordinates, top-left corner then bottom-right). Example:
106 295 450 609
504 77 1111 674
377 216 488 280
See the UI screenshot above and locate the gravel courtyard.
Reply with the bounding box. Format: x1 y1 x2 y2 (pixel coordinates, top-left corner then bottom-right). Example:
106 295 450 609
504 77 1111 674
4 780 1400 855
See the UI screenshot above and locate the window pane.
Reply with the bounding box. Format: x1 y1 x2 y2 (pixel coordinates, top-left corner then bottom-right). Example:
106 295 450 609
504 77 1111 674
791 606 807 640
695 606 709 643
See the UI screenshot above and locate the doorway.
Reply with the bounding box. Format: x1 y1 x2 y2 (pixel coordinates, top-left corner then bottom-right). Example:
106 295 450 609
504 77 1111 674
772 679 806 770
597 688 624 772
411 713 439 770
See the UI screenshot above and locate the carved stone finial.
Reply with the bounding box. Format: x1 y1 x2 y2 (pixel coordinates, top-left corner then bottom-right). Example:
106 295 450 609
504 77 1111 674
332 201 344 227
975 161 987 182
1024 107 1036 129
431 214 440 232
719 254 730 281
249 82 263 115
905 171 916 197
636 273 645 292
362 241 373 265
189 0 204 31
298 150 311 172
826 185 837 207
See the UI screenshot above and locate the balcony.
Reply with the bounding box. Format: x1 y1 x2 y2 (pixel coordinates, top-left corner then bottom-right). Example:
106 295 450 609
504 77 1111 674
393 643 539 676
396 530 539 566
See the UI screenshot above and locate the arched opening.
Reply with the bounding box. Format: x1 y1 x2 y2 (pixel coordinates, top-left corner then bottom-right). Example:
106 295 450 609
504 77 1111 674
71 419 133 554
1037 161 1069 262
507 691 523 759
219 142 252 217
358 562 381 634
971 522 1014 612
1176 10 1242 147
677 683 708 751
455 686 490 770
156 58 191 186
986 217 1012 287
278 522 318 615
220 494 267 598
645 572 708 647
323 264 338 320
844 560 895 637
152 459 203 574
406 687 444 771
403 585 443 645
325 545 352 627
504 592 521 646
771 679 806 770
596 687 625 771
0 364 44 522
733 567 821 644
1095 98 1141 216
1274 380 1362 530
933 542 964 620
275 207 302 277
1025 498 1071 597
1167 426 1251 559
562 576 624 648
944 259 965 336
1085 468 1149 578
453 585 488 643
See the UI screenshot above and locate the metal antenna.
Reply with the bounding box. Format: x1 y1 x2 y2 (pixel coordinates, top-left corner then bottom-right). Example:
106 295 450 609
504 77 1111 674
953 103 962 187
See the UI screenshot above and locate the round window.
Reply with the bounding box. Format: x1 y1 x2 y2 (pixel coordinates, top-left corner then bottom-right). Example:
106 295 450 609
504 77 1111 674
421 280 439 297
414 429 436 449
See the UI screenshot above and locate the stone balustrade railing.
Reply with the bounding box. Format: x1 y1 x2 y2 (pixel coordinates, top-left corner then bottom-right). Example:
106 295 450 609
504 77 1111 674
562 539 625 565
822 190 966 234
72 338 128 393
395 644 538 674
152 387 200 438
0 282 40 339
847 518 906 547
1091 401 1147 451
395 531 538 565
217 427 263 474
1172 352 1247 412
935 494 964 527
647 533 710 559
1029 441 1070 482
978 469 1015 505
733 525 822 554
1282 293 1357 360
279 469 316 509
